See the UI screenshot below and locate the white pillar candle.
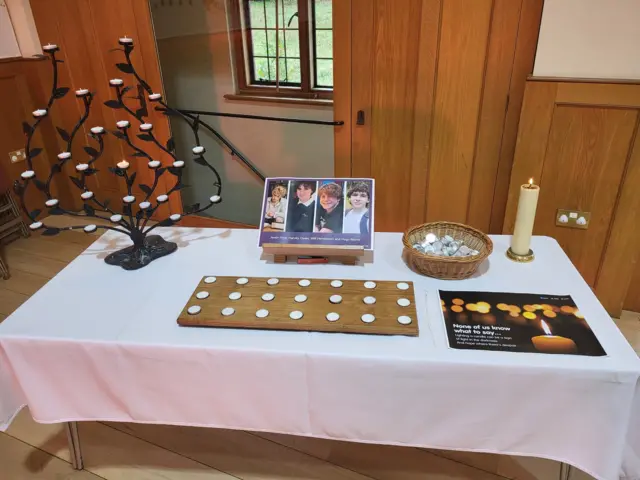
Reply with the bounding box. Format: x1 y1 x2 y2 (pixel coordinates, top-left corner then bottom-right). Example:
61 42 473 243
140 123 153 131
90 126 105 135
42 43 59 52
117 160 130 169
57 152 71 160
75 163 89 172
109 78 124 86
511 178 540 255
192 146 205 155
81 191 94 200
32 109 47 117
173 160 185 168
148 160 160 169
75 89 90 97
119 36 134 46
116 120 130 129
148 93 162 101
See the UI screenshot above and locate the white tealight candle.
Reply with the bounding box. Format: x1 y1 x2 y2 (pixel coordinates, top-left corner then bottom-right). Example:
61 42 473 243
81 191 94 200
116 120 130 129
148 160 160 169
326 312 340 322
110 214 122 223
140 123 153 131
192 146 205 154
117 160 130 169
123 195 135 203
510 178 540 256
57 152 71 160
148 93 162 102
84 224 97 233
210 195 221 204
289 311 303 320
156 194 168 203
109 78 124 86
29 221 43 230
139 201 151 210
119 36 134 45
173 160 185 168
32 109 47 118
21 170 35 179
75 163 89 172
298 279 311 287
90 126 105 135
45 199 59 207
170 213 181 222
42 43 59 52
75 89 90 97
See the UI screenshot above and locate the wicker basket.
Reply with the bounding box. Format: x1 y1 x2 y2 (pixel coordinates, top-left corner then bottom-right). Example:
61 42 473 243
402 222 493 280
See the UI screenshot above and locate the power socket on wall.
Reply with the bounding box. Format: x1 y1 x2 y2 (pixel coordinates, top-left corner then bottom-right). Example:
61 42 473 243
556 209 590 229
8 149 26 163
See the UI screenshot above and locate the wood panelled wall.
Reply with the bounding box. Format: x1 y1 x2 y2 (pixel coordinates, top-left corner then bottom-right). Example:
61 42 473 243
0 58 74 211
334 0 543 233
504 79 640 317
25 0 181 216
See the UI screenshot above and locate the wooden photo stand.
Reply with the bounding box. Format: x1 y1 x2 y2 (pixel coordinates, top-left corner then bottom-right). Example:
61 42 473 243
262 243 365 265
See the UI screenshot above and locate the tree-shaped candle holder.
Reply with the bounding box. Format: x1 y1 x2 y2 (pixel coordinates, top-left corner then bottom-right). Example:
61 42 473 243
14 39 223 270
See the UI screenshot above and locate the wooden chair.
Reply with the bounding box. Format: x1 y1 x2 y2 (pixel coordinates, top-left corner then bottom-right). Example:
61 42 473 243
0 168 29 279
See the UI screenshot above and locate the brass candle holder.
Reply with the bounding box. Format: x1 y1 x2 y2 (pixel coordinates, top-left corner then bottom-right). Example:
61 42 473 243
506 247 534 263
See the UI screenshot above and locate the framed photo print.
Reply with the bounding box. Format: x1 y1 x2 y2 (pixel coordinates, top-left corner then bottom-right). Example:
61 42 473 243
259 177 375 249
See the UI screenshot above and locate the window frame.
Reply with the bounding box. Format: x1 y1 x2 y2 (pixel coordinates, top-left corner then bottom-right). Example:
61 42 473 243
228 0 333 101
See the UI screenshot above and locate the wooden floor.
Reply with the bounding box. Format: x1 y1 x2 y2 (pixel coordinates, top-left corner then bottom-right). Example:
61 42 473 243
1 223 638 479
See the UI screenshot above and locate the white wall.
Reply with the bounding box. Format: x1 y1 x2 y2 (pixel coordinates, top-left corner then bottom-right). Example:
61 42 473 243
6 0 42 57
534 0 640 79
150 0 334 225
0 4 21 59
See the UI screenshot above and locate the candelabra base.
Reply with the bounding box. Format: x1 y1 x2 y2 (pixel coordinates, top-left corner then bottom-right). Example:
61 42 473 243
104 234 178 270
506 247 534 263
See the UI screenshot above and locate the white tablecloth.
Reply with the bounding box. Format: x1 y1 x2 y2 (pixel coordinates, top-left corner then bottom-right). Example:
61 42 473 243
0 228 638 480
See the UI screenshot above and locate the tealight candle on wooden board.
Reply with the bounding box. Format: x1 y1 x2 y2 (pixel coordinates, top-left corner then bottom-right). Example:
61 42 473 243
510 178 540 256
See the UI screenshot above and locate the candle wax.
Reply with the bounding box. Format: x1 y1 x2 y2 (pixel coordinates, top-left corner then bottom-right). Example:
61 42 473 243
532 335 577 354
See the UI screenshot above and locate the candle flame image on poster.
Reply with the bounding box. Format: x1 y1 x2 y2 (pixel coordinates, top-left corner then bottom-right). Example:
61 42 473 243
440 291 605 356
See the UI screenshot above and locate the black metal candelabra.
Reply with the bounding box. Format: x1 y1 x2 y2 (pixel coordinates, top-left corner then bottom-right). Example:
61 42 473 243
14 39 223 270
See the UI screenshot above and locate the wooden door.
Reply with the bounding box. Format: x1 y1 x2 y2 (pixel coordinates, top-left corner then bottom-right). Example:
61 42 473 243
333 0 543 233
504 79 640 317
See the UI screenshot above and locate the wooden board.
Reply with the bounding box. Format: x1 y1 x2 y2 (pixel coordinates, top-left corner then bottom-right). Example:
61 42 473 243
178 276 419 336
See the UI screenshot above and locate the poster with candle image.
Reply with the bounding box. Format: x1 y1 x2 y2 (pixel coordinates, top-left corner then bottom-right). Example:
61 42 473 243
440 291 606 356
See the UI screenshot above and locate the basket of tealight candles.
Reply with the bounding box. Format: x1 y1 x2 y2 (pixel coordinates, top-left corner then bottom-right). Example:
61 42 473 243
402 221 493 280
